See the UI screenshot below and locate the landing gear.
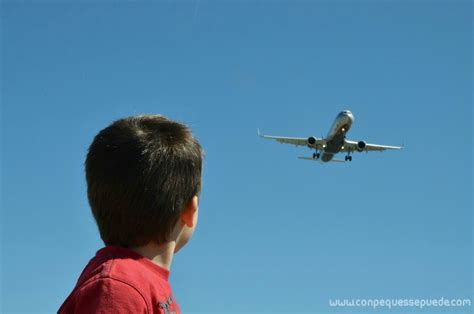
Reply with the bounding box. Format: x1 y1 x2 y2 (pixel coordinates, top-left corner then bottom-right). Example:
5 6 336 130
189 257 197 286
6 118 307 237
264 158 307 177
345 153 352 162
313 152 320 159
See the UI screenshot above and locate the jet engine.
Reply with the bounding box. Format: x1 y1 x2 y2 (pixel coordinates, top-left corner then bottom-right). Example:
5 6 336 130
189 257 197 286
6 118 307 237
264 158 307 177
357 141 367 152
308 137 316 145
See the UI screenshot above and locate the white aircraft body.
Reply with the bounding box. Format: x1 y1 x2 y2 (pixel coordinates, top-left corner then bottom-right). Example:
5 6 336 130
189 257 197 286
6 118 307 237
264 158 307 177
259 110 402 163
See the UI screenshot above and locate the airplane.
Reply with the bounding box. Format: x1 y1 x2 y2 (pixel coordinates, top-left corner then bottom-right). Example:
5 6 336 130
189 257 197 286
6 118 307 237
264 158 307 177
258 110 402 163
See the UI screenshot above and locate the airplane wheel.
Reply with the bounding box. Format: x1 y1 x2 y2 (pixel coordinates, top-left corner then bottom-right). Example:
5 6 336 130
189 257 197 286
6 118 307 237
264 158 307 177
349 156 352 161
345 156 348 161
316 153 320 159
313 153 316 159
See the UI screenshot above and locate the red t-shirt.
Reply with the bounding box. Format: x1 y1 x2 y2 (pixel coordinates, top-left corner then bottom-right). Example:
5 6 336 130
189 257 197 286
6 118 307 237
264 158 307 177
58 246 180 314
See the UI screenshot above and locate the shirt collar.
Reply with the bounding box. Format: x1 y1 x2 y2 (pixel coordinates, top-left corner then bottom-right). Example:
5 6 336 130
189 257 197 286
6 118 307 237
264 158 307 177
96 245 170 281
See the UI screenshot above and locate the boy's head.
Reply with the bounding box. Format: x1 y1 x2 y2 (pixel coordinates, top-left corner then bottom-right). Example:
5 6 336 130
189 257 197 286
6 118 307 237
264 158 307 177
85 115 203 251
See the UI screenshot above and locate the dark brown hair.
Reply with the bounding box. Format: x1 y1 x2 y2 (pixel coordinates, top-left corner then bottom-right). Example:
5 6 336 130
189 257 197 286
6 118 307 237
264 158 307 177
85 115 203 247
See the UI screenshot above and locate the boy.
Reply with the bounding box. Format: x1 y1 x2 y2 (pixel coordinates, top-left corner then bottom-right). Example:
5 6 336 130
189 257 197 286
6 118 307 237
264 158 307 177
59 115 203 314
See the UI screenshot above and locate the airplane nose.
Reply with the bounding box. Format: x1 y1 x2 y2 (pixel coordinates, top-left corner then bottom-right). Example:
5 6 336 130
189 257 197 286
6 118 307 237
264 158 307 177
341 110 353 117
338 110 354 122
347 112 354 122
341 110 354 123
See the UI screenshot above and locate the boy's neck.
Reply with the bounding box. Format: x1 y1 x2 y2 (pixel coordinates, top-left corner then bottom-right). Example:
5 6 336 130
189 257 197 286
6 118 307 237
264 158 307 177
131 241 176 271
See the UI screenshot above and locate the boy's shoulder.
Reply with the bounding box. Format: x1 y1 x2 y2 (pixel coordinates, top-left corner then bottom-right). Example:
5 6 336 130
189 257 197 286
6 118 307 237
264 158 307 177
59 246 179 313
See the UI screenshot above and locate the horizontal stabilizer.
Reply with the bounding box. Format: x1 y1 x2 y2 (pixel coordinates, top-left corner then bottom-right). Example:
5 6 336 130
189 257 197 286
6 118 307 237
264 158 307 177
298 156 346 163
297 156 317 161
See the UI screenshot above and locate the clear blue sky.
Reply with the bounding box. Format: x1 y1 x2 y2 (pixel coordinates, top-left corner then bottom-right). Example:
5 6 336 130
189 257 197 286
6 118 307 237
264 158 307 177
1 1 472 313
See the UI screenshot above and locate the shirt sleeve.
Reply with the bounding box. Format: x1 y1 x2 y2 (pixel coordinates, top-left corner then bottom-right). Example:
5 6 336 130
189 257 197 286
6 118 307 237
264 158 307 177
73 278 148 314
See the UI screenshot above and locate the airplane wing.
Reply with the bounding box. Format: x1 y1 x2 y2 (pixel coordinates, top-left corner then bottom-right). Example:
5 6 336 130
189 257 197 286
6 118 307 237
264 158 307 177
258 129 325 149
343 139 403 152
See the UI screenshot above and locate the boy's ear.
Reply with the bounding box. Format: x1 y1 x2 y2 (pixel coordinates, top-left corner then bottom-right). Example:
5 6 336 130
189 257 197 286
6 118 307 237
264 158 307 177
181 196 198 228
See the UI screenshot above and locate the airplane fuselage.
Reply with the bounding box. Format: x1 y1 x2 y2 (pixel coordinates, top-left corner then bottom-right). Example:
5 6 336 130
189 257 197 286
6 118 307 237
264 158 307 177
320 110 354 162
